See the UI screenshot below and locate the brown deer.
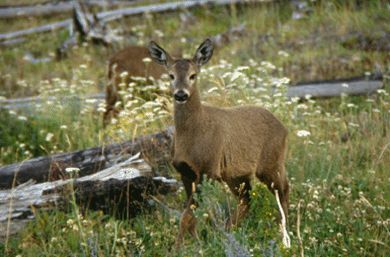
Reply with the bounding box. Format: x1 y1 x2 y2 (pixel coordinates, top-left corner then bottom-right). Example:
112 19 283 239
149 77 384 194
103 46 167 125
148 39 290 248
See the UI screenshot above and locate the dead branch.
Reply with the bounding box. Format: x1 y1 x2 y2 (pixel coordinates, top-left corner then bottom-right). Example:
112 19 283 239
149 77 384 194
287 78 383 99
0 0 255 41
0 0 139 19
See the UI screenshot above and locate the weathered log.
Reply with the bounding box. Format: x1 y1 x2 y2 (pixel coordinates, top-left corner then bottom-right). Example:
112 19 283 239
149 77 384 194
287 77 383 99
0 20 69 41
0 0 254 41
0 0 139 19
0 93 105 110
0 37 26 46
0 154 178 241
0 128 173 189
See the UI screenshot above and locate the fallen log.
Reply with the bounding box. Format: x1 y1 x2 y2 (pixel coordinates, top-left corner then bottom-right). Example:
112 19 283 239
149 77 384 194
0 154 178 241
0 0 255 41
0 93 105 110
0 37 26 46
0 77 384 111
0 128 173 189
287 77 383 99
0 20 69 41
0 0 139 19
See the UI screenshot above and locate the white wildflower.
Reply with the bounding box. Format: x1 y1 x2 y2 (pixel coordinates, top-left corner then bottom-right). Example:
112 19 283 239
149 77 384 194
142 57 152 63
297 130 311 137
348 122 359 128
230 71 243 82
236 66 250 71
120 71 129 79
207 87 219 93
85 99 97 104
65 167 80 174
278 50 289 57
45 132 54 142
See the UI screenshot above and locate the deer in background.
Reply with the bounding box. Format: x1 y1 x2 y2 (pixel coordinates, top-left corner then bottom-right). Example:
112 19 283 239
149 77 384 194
103 46 167 125
148 39 290 248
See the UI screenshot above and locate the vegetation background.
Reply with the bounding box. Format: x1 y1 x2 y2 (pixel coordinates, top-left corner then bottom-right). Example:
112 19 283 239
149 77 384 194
0 0 389 256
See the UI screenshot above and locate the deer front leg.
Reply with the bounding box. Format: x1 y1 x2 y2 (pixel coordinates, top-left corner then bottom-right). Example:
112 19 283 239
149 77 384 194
173 161 199 248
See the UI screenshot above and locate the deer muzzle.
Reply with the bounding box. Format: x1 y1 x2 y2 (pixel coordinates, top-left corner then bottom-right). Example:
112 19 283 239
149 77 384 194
174 89 189 104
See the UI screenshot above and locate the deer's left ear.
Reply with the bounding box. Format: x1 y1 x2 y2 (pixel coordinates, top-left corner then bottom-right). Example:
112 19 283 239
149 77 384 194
193 38 214 67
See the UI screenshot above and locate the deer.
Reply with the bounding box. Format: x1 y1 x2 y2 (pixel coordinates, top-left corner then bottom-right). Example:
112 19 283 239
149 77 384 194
148 39 290 248
103 46 168 125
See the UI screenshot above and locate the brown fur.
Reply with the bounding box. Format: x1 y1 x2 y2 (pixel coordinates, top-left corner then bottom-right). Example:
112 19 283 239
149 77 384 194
104 46 167 125
148 40 289 248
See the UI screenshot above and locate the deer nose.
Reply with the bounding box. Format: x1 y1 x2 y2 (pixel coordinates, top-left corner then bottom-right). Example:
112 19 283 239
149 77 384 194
174 90 189 103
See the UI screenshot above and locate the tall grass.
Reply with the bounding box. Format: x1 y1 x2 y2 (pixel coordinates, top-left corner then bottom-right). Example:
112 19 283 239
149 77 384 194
1 0 389 256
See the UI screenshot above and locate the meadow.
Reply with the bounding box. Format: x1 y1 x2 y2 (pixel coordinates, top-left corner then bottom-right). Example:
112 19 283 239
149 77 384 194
0 1 389 256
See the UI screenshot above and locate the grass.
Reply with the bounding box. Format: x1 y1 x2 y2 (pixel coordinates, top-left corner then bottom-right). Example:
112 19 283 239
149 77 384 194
1 0 390 256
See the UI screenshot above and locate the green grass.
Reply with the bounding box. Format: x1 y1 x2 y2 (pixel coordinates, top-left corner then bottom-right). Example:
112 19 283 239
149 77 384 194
1 0 390 256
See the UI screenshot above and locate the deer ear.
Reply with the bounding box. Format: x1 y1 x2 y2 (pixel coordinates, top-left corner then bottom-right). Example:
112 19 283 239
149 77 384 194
148 41 172 67
193 38 214 66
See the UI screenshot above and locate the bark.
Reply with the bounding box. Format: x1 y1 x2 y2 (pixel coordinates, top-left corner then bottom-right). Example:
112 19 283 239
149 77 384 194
287 77 383 99
0 128 173 189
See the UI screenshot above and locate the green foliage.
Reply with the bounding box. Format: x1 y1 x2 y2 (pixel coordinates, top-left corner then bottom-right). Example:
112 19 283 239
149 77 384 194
1 0 390 256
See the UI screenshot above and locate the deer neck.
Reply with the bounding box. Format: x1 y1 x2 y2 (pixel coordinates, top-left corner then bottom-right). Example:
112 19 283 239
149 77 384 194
174 88 203 132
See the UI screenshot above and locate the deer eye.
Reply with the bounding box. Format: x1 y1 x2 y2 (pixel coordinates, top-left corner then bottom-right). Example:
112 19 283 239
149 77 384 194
189 74 197 80
169 74 175 80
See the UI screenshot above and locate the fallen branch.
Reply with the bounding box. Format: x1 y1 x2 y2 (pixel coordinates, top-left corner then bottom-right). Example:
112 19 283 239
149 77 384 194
0 0 256 41
0 154 178 241
275 189 291 248
287 77 383 99
0 0 139 19
0 128 173 189
57 1 121 59
297 200 304 257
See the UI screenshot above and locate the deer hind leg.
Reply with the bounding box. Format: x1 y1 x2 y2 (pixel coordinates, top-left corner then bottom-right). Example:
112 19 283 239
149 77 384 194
173 161 199 248
103 81 119 126
256 164 289 220
225 177 252 229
